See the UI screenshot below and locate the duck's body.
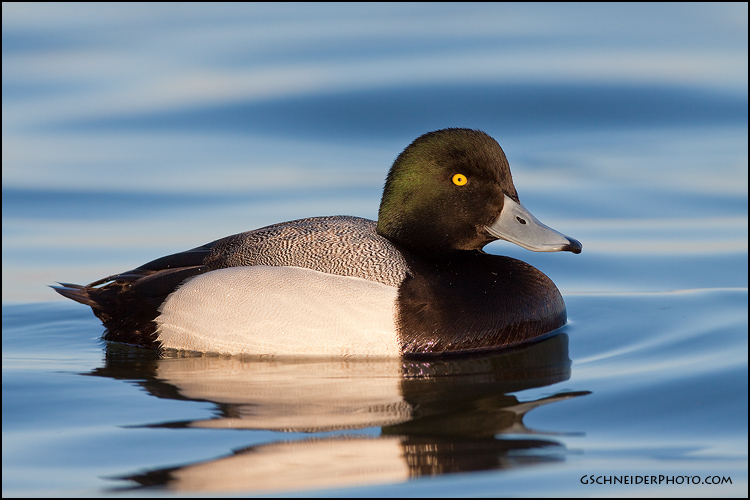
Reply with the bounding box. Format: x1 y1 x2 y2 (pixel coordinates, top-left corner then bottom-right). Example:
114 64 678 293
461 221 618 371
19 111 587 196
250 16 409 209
54 129 581 357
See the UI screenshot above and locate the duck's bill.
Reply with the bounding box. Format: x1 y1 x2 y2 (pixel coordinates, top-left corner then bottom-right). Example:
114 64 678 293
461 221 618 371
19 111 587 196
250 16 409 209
486 195 582 254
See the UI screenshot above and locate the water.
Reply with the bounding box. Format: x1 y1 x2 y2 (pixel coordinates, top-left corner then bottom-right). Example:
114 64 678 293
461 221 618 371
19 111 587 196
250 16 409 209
2 3 748 496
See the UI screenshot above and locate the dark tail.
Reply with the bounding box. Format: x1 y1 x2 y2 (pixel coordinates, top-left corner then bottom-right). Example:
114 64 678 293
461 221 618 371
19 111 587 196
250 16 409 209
51 282 102 308
52 264 209 348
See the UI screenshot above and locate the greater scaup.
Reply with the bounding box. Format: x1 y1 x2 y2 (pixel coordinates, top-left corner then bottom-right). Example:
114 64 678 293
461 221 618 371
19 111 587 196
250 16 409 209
53 128 581 357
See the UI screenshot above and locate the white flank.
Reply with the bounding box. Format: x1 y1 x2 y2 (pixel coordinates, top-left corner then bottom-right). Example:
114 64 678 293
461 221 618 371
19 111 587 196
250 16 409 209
156 266 400 356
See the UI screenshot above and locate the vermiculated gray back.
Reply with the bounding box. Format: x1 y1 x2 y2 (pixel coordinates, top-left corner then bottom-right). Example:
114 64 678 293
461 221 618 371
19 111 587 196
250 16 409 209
205 216 409 287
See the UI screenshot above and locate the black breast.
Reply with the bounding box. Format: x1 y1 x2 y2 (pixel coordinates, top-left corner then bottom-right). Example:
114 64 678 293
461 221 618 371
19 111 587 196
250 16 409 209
395 252 567 356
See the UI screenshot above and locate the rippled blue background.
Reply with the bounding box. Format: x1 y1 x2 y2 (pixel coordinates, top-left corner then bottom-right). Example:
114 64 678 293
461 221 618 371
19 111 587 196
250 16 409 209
3 3 747 496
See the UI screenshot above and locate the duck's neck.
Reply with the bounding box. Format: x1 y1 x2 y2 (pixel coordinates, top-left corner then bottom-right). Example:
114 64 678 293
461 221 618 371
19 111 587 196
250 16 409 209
376 227 483 263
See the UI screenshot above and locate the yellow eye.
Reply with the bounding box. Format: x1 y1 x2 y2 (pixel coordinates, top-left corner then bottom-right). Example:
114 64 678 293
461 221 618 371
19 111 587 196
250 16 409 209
452 173 467 186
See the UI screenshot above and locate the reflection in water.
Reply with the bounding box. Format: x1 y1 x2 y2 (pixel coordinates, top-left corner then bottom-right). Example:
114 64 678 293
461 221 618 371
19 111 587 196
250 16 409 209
89 334 589 493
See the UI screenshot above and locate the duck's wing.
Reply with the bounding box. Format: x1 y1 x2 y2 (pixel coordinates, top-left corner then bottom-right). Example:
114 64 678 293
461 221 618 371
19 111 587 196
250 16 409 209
203 216 408 287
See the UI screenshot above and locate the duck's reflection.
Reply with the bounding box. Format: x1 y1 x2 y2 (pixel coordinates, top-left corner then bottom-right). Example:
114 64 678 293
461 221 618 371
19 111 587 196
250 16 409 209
90 333 589 493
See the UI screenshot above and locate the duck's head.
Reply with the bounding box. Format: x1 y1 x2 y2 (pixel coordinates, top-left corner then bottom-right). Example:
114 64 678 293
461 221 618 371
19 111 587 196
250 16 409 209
376 128 582 257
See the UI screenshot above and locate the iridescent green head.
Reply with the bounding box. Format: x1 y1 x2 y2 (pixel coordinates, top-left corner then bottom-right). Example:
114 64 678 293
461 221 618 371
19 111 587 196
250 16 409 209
376 128 581 257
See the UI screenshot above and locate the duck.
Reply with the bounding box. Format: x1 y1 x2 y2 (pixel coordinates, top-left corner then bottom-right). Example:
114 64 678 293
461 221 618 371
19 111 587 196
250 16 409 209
53 128 582 357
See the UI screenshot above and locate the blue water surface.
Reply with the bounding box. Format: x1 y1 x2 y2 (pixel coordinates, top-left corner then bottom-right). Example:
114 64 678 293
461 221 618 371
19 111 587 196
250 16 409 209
2 3 748 497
